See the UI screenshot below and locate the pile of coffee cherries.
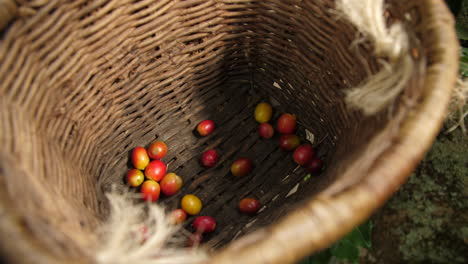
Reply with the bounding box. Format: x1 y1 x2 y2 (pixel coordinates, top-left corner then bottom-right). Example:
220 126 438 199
255 102 324 172
126 102 323 246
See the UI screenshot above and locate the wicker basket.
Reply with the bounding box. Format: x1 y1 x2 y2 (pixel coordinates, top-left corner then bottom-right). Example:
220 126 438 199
0 0 459 263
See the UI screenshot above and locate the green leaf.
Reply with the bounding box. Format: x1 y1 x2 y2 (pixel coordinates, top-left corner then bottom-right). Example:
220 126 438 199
330 239 359 261
298 250 331 264
358 220 373 248
461 47 468 77
328 220 372 262
457 24 468 40
337 220 373 250
303 174 312 182
461 61 468 77
345 228 367 248
296 220 372 263
460 47 468 57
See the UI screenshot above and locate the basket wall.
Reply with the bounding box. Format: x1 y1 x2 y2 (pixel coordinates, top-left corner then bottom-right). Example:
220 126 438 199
0 0 459 263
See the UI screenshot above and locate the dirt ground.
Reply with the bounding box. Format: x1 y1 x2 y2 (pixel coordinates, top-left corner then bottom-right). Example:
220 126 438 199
362 127 467 263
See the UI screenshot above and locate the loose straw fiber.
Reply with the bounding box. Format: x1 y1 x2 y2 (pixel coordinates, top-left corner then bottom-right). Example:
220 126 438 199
446 79 468 133
95 191 207 264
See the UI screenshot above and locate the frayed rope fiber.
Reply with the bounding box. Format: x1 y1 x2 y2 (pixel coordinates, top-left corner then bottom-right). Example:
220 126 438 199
336 0 414 115
446 79 468 133
95 191 208 264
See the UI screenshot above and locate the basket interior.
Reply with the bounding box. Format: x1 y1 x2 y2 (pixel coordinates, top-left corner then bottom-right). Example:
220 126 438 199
0 0 424 261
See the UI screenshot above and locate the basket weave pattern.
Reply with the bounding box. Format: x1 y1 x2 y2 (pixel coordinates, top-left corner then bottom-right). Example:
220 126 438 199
0 0 459 263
